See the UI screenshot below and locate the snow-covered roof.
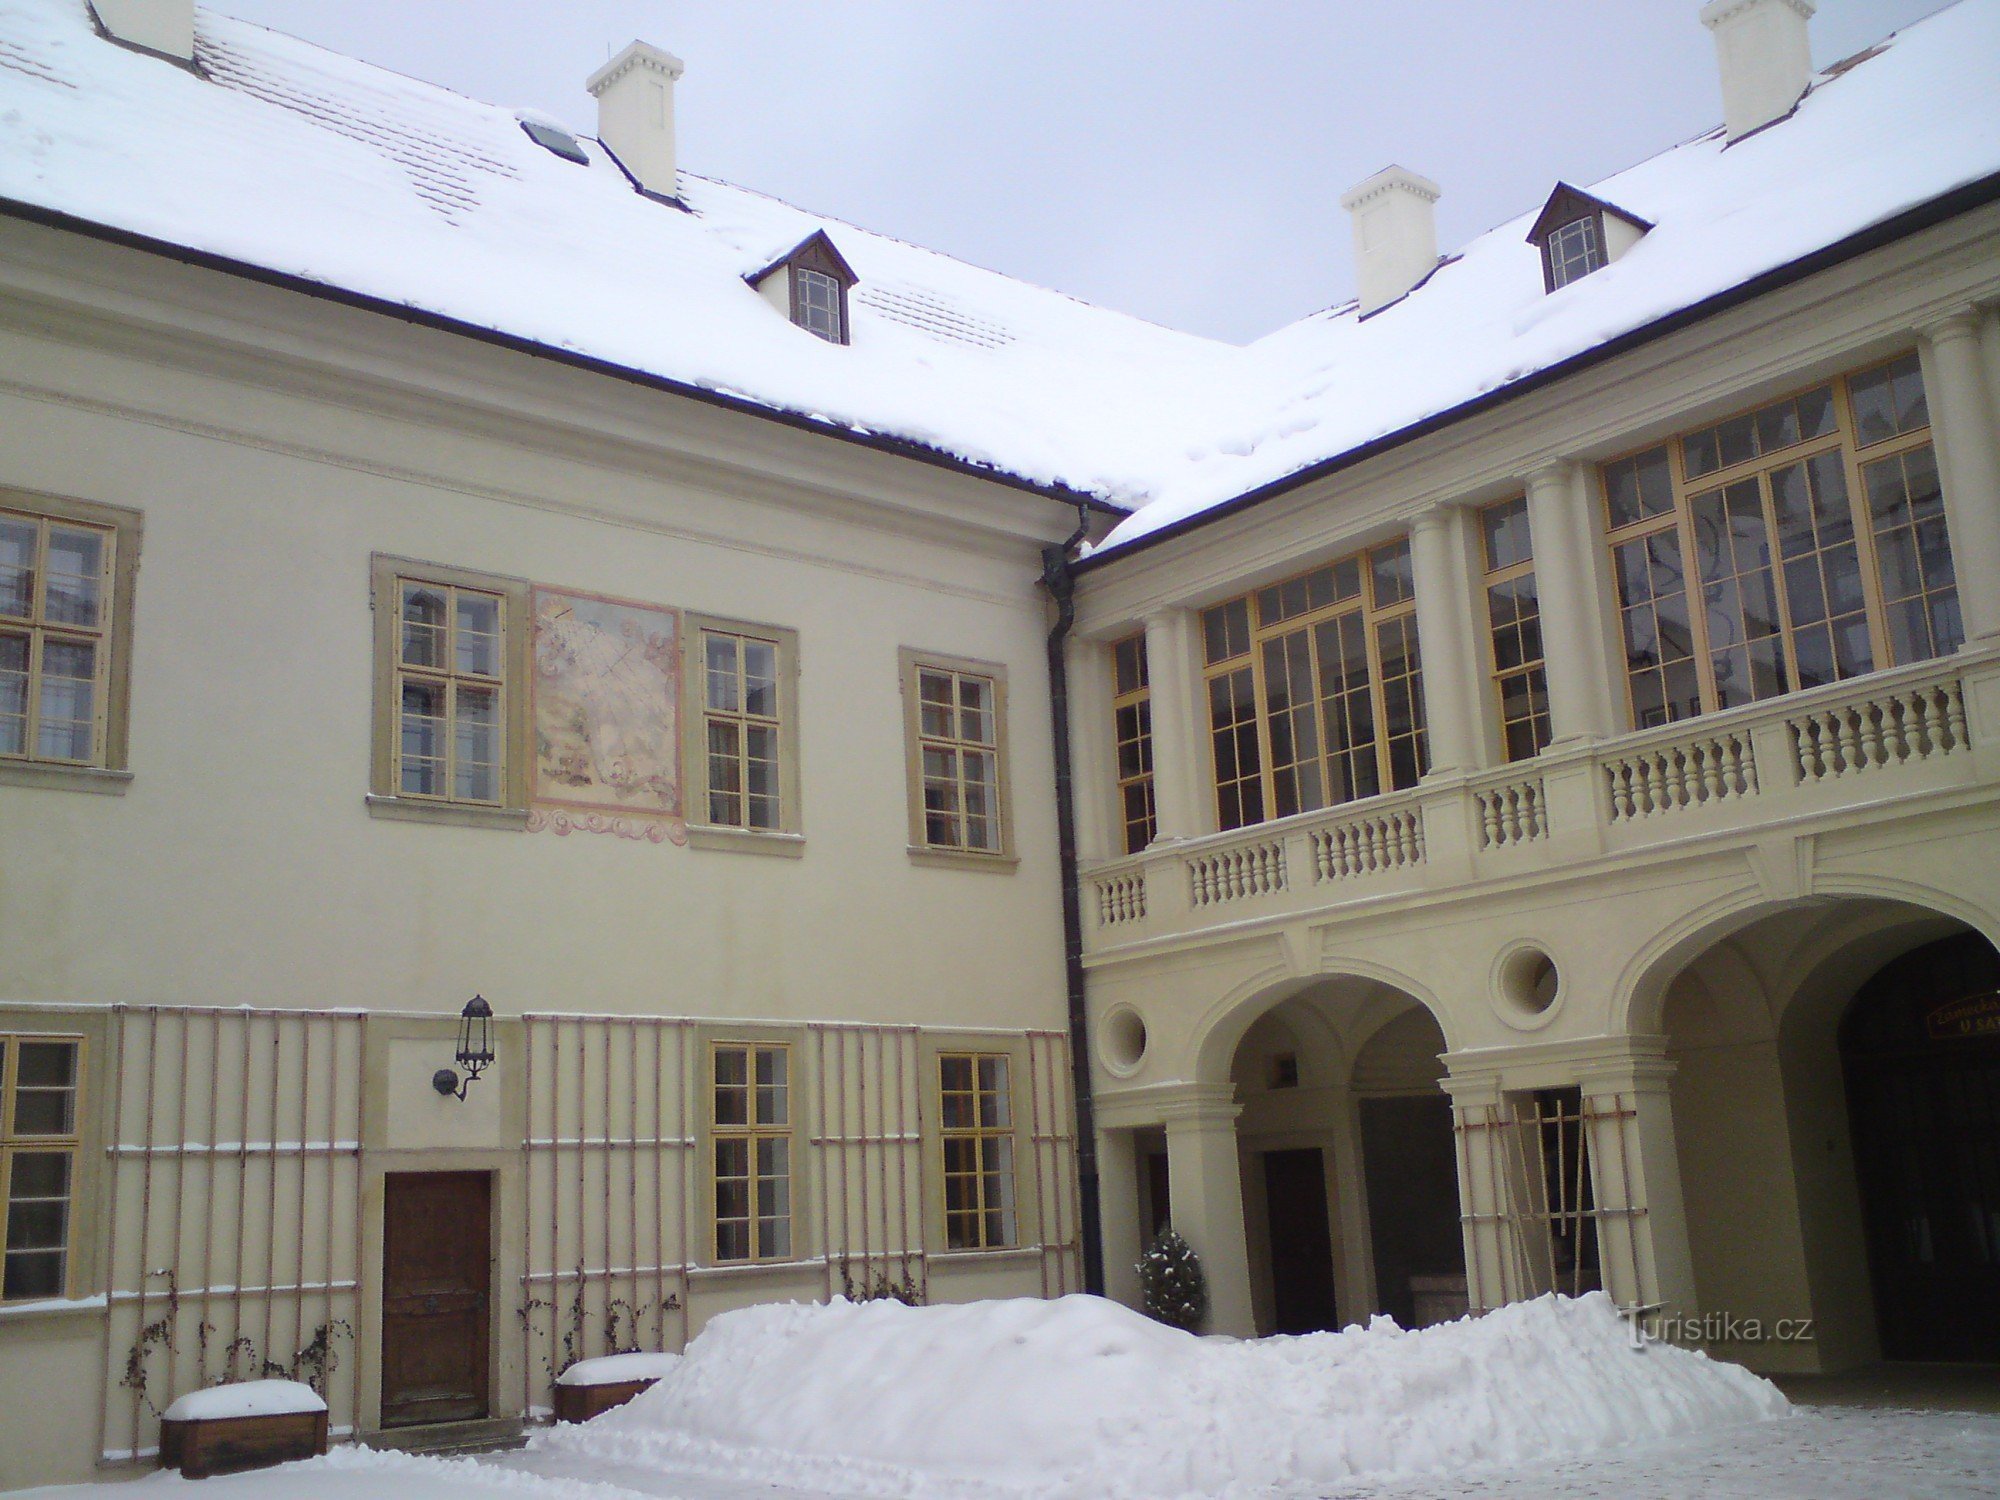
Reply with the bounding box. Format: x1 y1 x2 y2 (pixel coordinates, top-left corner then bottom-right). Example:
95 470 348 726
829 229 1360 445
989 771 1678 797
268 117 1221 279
1 1 1996 558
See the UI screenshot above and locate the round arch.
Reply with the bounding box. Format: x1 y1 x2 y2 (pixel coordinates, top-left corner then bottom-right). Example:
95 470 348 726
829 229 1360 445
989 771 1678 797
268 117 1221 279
1187 956 1455 1085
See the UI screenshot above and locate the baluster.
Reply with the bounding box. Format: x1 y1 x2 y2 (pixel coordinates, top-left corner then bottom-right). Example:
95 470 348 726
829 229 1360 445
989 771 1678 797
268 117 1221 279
1858 699 1887 769
1480 794 1500 850
1943 683 1968 754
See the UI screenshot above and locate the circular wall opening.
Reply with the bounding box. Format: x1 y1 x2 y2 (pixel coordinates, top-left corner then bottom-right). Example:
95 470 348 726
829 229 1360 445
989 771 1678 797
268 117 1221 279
1499 946 1561 1018
1102 1006 1148 1075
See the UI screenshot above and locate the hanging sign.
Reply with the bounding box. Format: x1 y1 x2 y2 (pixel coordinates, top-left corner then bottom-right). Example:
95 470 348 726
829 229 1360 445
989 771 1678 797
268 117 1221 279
1925 991 2000 1041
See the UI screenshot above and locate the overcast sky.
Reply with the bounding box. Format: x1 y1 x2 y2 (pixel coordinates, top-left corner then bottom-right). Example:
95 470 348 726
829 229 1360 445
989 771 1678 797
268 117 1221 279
207 0 1953 343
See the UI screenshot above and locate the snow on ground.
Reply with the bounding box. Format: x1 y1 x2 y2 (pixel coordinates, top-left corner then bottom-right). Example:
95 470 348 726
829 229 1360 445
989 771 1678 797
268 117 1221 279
11 1290 1998 1500
527 1292 1783 1498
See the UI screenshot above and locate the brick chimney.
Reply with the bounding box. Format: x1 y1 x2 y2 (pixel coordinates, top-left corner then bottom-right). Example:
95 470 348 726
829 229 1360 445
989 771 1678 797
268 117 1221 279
1340 166 1442 317
587 41 685 200
89 0 194 63
1700 0 1817 142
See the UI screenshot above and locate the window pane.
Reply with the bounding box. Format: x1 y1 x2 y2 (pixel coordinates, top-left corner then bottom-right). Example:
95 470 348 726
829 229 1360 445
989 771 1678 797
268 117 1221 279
714 1048 747 1088
399 678 446 795
742 641 778 717
0 633 24 756
0 518 35 620
400 585 447 668
1482 498 1533 572
455 593 501 676
43 528 102 629
705 634 740 713
1604 448 1673 529
36 639 96 761
958 677 993 744
918 671 954 737
1369 538 1413 606
453 684 499 801
1202 599 1249 664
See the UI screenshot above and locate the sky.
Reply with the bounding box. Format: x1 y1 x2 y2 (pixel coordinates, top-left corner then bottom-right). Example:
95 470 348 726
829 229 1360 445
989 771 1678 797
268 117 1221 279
204 0 1956 344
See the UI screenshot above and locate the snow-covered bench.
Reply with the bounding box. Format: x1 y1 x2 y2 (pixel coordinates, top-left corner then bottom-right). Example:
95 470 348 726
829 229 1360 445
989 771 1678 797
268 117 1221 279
159 1380 328 1478
551 1352 679 1423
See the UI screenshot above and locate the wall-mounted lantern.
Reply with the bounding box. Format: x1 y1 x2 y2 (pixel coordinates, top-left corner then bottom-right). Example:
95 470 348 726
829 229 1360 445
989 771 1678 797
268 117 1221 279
432 995 495 1100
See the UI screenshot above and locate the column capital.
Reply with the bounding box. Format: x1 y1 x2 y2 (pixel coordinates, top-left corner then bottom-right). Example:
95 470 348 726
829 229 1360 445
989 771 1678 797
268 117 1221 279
1519 456 1582 493
1151 1081 1242 1128
1916 304 1986 346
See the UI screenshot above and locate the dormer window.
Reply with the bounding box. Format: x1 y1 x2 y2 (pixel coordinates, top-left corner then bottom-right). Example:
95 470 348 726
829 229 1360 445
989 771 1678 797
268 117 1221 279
1545 215 1605 288
795 267 844 343
746 230 859 345
1527 183 1652 294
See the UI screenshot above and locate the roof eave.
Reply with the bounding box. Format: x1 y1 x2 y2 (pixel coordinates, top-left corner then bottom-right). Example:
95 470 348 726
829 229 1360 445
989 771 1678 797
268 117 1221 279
1077 165 2000 575
0 195 1123 518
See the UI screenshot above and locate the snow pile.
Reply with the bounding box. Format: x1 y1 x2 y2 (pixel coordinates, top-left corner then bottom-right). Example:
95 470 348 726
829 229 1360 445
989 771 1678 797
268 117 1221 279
535 1293 1789 1498
555 1351 680 1387
161 1378 326 1420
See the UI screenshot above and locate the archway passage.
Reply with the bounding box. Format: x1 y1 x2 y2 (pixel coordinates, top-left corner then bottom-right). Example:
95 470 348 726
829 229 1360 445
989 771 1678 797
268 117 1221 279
1842 932 2000 1362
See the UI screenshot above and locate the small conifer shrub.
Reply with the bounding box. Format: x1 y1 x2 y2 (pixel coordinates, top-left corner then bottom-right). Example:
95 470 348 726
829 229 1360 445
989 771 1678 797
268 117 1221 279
1137 1226 1208 1332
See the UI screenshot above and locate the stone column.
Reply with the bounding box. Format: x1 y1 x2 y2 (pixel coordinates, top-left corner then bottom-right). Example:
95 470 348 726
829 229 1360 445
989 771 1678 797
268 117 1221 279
1439 1067 1531 1314
1919 307 2000 644
1575 1039 1697 1318
1143 610 1207 842
1409 507 1490 774
1160 1084 1255 1336
1524 460 1622 743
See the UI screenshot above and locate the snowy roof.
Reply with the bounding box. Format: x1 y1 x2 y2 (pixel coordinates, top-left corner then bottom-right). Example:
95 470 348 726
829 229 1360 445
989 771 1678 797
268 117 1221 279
1 1 1997 559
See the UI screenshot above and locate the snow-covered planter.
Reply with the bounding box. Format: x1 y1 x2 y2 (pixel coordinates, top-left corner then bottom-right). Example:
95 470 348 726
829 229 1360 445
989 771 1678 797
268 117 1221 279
551 1351 680 1424
158 1379 328 1478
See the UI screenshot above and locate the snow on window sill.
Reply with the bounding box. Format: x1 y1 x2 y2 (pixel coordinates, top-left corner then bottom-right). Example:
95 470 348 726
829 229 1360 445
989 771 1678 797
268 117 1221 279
0 1292 108 1324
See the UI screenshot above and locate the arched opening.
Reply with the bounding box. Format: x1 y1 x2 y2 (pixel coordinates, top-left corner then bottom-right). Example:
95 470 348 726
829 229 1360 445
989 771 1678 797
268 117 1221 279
1221 978 1462 1335
1840 931 2000 1361
1652 896 1997 1372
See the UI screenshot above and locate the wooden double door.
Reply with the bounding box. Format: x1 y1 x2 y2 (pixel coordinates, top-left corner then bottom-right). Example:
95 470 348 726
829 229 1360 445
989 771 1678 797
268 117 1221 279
1844 933 2000 1362
380 1172 492 1428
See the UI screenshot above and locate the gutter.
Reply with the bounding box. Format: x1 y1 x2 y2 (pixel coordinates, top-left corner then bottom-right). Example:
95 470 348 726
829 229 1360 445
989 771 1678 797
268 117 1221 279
1074 165 2000 573
1041 505 1106 1297
0 196 1122 519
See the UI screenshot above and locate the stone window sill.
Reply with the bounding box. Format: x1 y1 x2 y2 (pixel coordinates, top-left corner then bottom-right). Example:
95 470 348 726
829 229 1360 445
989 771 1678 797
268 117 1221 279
365 795 529 831
906 845 1019 873
686 823 806 859
0 761 132 795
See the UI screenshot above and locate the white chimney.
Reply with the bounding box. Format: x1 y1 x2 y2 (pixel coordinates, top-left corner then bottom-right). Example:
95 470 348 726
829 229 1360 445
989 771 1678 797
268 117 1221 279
1340 166 1442 317
89 0 194 63
1700 0 1817 142
586 41 685 200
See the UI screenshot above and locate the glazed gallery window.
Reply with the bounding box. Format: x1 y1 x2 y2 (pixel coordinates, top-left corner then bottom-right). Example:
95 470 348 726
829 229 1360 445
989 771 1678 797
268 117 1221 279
1545 215 1606 289
903 652 1011 859
692 621 799 834
0 494 139 777
1481 498 1552 761
712 1044 791 1263
1200 537 1426 832
795 267 845 344
939 1053 1016 1251
370 557 530 817
1111 634 1156 854
1600 353 1957 730
1 1035 82 1302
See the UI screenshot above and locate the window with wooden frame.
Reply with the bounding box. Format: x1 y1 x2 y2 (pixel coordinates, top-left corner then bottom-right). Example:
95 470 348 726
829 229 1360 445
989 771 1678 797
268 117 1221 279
1480 498 1552 761
0 491 140 792
746 230 858 345
711 1043 791 1263
369 556 531 825
1111 634 1156 854
1545 216 1606 289
1600 353 1958 730
938 1053 1016 1251
684 616 801 850
902 650 1012 864
1198 537 1427 832
1 1034 83 1302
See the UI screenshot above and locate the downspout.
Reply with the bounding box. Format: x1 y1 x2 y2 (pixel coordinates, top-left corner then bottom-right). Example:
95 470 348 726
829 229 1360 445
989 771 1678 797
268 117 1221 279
1042 505 1106 1297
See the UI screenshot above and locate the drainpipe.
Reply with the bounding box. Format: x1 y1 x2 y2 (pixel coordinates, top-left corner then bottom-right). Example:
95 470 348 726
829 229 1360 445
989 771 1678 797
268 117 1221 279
1042 505 1106 1297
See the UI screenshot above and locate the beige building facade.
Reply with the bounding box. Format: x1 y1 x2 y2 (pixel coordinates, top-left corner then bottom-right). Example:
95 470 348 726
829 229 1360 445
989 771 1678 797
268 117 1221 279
2 0 1999 1490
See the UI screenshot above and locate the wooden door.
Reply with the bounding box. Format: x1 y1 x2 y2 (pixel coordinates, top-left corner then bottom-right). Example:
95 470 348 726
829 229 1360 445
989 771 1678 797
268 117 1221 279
1844 933 2000 1361
1263 1148 1338 1335
381 1172 491 1428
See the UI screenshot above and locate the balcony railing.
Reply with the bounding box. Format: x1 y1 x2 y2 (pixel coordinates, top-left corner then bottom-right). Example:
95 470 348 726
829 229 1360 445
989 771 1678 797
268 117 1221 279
1083 652 1989 950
